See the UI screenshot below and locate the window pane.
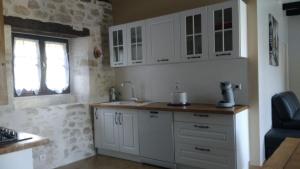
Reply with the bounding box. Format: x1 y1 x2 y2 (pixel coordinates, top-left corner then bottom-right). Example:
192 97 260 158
186 36 194 55
118 30 123 45
137 26 142 43
224 8 232 29
214 10 223 30
131 27 136 43
113 47 119 62
14 38 41 96
137 44 142 60
224 30 233 51
131 45 136 61
194 14 202 34
215 32 223 52
195 35 202 54
119 46 124 62
45 41 69 93
113 31 118 46
186 16 193 35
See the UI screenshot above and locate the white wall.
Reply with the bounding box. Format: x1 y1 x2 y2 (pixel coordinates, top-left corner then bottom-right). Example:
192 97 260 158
256 0 288 165
288 15 300 98
116 58 248 105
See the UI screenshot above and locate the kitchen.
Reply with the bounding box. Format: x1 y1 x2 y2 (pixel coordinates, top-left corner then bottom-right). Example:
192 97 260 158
0 0 294 169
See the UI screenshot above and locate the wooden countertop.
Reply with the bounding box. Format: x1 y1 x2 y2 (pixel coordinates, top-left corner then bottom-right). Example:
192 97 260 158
0 132 49 155
90 102 248 114
263 138 300 169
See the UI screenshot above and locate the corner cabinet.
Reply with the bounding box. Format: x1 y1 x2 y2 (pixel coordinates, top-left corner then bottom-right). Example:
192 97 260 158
94 108 139 155
146 14 180 64
109 25 127 67
208 0 247 59
180 7 208 62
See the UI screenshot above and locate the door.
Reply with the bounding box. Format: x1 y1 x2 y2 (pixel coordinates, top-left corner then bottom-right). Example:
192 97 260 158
146 14 180 64
101 109 120 151
94 108 103 149
109 25 127 67
119 110 139 155
181 7 208 62
127 21 147 66
208 1 238 58
139 111 174 162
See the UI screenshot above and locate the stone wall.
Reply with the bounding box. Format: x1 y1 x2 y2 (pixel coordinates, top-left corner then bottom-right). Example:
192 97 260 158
0 0 115 168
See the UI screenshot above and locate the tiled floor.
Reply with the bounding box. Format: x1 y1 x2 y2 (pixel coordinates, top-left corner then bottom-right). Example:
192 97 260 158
56 155 162 169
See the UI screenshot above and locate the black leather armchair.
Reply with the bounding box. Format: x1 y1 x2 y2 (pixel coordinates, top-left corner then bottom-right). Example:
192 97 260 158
265 91 300 159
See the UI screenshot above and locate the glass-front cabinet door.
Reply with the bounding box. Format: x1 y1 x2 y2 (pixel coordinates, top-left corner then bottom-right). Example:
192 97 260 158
109 25 127 67
208 1 238 58
127 21 146 65
181 7 208 61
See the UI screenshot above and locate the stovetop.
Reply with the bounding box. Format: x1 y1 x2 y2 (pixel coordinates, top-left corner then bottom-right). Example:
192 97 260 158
0 127 18 145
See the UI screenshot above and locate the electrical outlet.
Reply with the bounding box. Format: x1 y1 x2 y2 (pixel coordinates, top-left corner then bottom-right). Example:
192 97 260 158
235 84 242 90
39 154 46 161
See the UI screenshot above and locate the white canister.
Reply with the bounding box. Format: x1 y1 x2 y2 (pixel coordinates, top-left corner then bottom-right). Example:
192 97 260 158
172 92 188 105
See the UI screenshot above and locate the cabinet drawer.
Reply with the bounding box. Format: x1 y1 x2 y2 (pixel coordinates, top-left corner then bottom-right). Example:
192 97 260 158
174 112 233 126
175 143 235 169
175 122 234 150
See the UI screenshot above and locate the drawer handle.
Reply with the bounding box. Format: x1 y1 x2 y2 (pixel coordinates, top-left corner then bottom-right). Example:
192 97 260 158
150 111 158 114
194 125 209 129
195 147 210 152
193 114 209 117
150 115 158 118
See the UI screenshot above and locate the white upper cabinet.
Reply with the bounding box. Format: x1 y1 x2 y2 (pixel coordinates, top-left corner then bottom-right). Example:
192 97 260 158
180 7 208 62
127 21 147 66
109 25 127 67
108 1 247 67
208 0 247 59
146 14 180 64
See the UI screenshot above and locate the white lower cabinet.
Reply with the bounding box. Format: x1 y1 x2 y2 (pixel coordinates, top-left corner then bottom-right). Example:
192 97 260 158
94 108 139 155
174 110 249 169
94 108 249 169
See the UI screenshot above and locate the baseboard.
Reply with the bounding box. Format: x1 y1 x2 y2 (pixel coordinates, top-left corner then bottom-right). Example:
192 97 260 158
96 148 141 163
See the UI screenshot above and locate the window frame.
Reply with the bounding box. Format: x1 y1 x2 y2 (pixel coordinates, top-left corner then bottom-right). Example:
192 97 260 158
12 33 71 97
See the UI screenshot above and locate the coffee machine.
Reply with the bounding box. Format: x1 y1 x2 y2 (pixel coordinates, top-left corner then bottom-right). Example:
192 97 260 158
217 81 237 108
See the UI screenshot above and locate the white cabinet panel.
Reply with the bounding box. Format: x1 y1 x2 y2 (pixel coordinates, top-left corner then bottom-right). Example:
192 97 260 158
95 108 139 155
94 109 103 149
127 21 147 66
208 0 247 59
180 7 208 62
146 14 180 64
119 110 139 155
109 25 127 67
174 122 234 149
175 143 235 169
101 109 119 151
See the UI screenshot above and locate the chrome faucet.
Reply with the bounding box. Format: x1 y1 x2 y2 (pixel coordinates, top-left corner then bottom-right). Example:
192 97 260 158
121 81 138 101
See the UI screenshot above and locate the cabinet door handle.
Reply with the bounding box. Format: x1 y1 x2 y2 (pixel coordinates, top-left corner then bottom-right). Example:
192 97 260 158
195 147 210 152
216 53 231 57
157 59 169 62
115 112 118 125
95 112 98 120
194 125 210 129
187 56 201 59
118 113 122 125
193 114 209 117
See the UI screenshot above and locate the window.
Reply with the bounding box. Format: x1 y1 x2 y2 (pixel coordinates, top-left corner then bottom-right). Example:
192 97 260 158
13 33 70 97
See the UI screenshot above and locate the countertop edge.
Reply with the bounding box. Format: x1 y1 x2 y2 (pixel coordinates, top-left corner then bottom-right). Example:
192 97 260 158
0 133 49 155
90 102 249 115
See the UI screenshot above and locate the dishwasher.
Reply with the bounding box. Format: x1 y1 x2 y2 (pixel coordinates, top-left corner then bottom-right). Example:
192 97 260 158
138 110 175 169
